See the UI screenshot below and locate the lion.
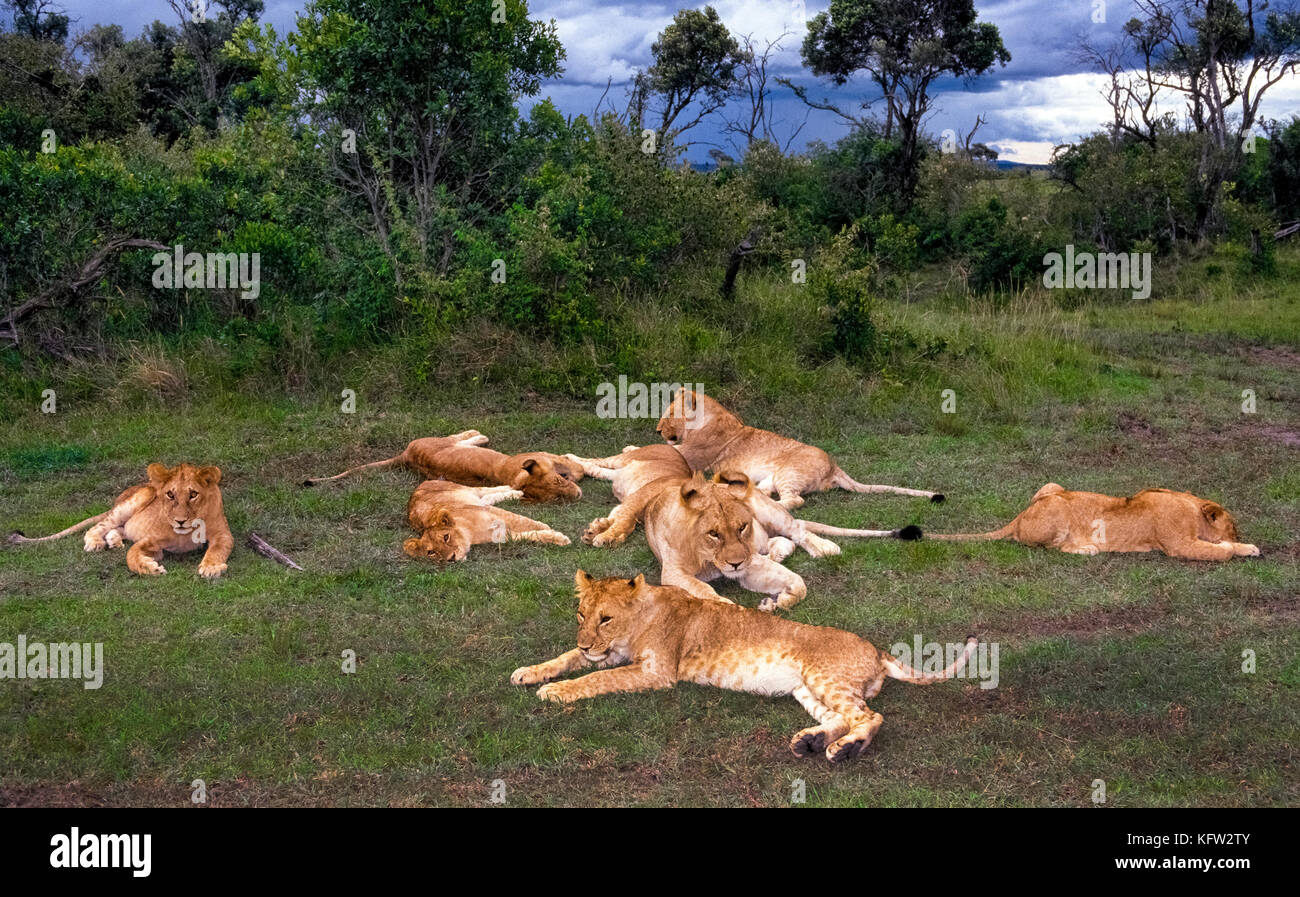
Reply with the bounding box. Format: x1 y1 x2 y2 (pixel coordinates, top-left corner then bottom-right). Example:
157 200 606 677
8 463 233 578
924 483 1260 560
403 480 570 562
302 430 583 502
656 389 942 509
582 469 918 612
563 443 690 501
511 571 978 762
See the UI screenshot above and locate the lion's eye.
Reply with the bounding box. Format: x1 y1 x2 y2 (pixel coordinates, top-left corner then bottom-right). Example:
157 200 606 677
443 534 450 542
576 613 584 622
600 616 612 625
166 491 175 500
708 530 720 540
189 490 198 500
739 522 748 532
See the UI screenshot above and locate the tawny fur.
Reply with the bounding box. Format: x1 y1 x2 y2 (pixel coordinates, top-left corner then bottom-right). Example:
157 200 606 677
656 389 942 509
512 571 978 762
403 480 569 562
564 444 690 501
581 469 905 612
302 430 583 502
9 463 233 578
926 483 1259 560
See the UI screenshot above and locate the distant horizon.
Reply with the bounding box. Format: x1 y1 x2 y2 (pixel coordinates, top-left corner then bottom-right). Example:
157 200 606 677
39 0 1300 165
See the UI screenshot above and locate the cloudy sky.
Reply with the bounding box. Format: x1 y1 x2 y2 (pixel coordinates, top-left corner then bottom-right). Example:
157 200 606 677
47 0 1300 164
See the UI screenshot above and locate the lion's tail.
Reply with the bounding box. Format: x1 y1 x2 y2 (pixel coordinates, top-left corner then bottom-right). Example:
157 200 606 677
830 467 944 503
8 511 109 545
882 637 978 684
923 522 1017 542
802 520 923 540
302 455 403 487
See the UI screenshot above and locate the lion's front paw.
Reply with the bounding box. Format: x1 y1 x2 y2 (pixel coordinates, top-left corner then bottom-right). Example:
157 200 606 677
511 665 551 686
758 597 778 613
84 538 106 552
104 530 123 549
547 532 572 546
1237 543 1261 557
504 490 525 502
198 561 227 579
536 682 579 703
135 558 166 576
803 534 840 558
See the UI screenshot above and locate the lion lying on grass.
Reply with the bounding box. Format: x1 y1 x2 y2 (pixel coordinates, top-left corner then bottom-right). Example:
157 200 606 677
582 467 917 611
403 480 569 562
656 389 942 508
925 483 1259 560
302 430 583 502
8 463 233 578
511 571 977 762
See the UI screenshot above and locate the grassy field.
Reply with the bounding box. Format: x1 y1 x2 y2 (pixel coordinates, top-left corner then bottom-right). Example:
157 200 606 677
1 247 1297 807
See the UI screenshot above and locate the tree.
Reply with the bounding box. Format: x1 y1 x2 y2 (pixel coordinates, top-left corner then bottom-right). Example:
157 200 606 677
1082 1 1300 238
724 30 809 155
4 0 69 43
635 6 745 149
291 0 564 275
797 0 1010 198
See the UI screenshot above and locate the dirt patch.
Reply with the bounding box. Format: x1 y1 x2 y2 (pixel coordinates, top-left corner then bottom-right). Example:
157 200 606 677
986 601 1169 640
1117 411 1163 440
1247 345 1300 371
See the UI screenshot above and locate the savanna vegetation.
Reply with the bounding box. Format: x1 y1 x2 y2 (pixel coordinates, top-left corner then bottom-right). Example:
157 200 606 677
0 0 1297 806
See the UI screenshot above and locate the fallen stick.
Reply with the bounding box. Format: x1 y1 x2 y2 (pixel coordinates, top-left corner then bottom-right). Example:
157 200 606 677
246 532 303 570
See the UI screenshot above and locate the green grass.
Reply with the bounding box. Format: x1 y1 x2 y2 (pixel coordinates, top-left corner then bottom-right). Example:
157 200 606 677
1 248 1297 807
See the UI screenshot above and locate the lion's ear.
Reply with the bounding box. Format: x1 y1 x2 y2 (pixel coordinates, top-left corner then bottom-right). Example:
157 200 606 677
680 389 696 414
520 458 539 474
434 510 454 527
574 569 594 594
680 474 708 508
714 469 751 496
1198 501 1225 539
196 465 222 488
627 572 645 590
146 463 172 485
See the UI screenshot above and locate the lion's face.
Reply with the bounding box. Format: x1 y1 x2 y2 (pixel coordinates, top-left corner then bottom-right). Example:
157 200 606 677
147 463 222 536
572 570 647 662
1199 501 1240 543
680 473 755 574
405 510 470 562
656 389 708 447
513 456 583 502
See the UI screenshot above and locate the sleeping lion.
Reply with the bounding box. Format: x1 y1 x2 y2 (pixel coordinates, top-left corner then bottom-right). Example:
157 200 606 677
925 483 1259 560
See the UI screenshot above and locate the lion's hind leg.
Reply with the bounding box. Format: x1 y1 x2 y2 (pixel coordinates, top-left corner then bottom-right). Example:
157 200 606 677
789 684 849 758
454 430 489 447
85 487 153 552
798 671 883 762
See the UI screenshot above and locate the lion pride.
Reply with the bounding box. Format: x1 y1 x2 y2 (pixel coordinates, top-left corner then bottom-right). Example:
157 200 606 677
511 571 978 762
656 389 942 508
925 483 1259 560
8 463 234 578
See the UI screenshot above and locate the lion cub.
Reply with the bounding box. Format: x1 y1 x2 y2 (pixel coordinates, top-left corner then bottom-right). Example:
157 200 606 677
8 463 233 578
404 480 569 562
657 389 942 509
926 483 1259 560
512 571 977 762
303 430 583 502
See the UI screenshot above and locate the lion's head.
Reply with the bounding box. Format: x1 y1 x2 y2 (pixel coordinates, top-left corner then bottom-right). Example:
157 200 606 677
147 463 222 536
1198 500 1241 543
656 388 724 447
404 509 471 562
678 471 756 574
572 570 650 662
513 455 583 502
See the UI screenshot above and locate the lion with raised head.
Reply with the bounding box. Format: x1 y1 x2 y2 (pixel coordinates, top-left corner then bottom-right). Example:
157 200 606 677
925 483 1259 560
404 480 569 562
8 463 233 578
302 430 583 502
511 571 978 762
657 389 942 509
582 469 917 611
